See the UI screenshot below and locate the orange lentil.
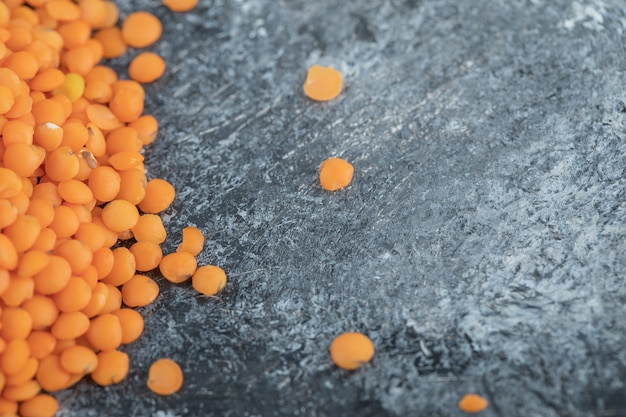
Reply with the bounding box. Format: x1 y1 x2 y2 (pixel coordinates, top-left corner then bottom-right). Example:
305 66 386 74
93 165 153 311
0 234 19 270
59 345 97 375
101 199 139 232
0 199 18 229
63 202 92 223
111 308 143 345
91 246 114 280
31 89 47 104
22 295 58 330
53 239 93 274
128 114 158 145
84 38 104 64
52 276 92 313
6 23 33 52
60 118 89 151
57 179 93 205
6 357 38 386
176 226 204 256
92 27 127 59
81 282 108 318
132 214 166 243
3 51 39 80
57 19 91 48
1 307 32 341
0 398 18 415
21 177 34 197
2 119 34 146
83 78 112 104
3 214 40 252
163 0 198 12
51 311 90 340
137 178 175 214
8 191 30 214
51 339 76 356
115 168 147 205
303 65 343 102
0 68 22 96
458 394 489 413
101 246 135 286
3 143 46 177
84 65 118 86
0 167 22 199
69 96 89 123
0 339 30 376
31 98 66 126
51 96 74 122
159 252 197 284
81 264 98 289
79 0 107 27
62 45 96 76
88 166 121 202
110 79 145 97
105 126 143 154
329 332 375 370
108 87 143 123
27 331 56 360
319 157 354 191
18 394 59 417
75 221 107 251
85 123 106 157
11 5 40 25
130 240 163 272
97 1 120 29
45 0 81 21
147 358 183 396
86 103 122 130
1 275 34 307
31 182 62 207
91 215 118 247
45 146 79 181
33 122 63 151
25 39 57 71
121 274 159 307
85 313 122 351
26 199 55 227
2 379 41 402
32 254 71 295
98 283 122 315
74 152 95 181
35 354 71 392
17 249 49 277
29 68 64 92
48 205 80 238
108 151 144 171
91 349 128 386
121 11 162 48
128 52 166 84
5 92 34 119
0 85 16 114
192 265 227 296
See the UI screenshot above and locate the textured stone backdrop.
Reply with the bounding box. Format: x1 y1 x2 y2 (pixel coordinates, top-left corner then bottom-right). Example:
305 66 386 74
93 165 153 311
58 1 626 416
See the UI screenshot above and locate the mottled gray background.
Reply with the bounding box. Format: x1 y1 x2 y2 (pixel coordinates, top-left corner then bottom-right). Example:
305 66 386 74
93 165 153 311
57 0 626 416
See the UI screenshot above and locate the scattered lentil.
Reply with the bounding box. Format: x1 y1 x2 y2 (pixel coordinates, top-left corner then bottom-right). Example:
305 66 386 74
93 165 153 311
147 358 183 395
458 394 489 413
329 332 374 370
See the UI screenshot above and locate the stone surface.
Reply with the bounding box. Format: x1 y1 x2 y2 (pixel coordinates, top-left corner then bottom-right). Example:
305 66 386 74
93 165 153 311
58 1 626 416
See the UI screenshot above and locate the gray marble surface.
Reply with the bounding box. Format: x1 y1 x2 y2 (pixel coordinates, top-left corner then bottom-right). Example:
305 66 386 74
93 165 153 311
58 1 626 416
